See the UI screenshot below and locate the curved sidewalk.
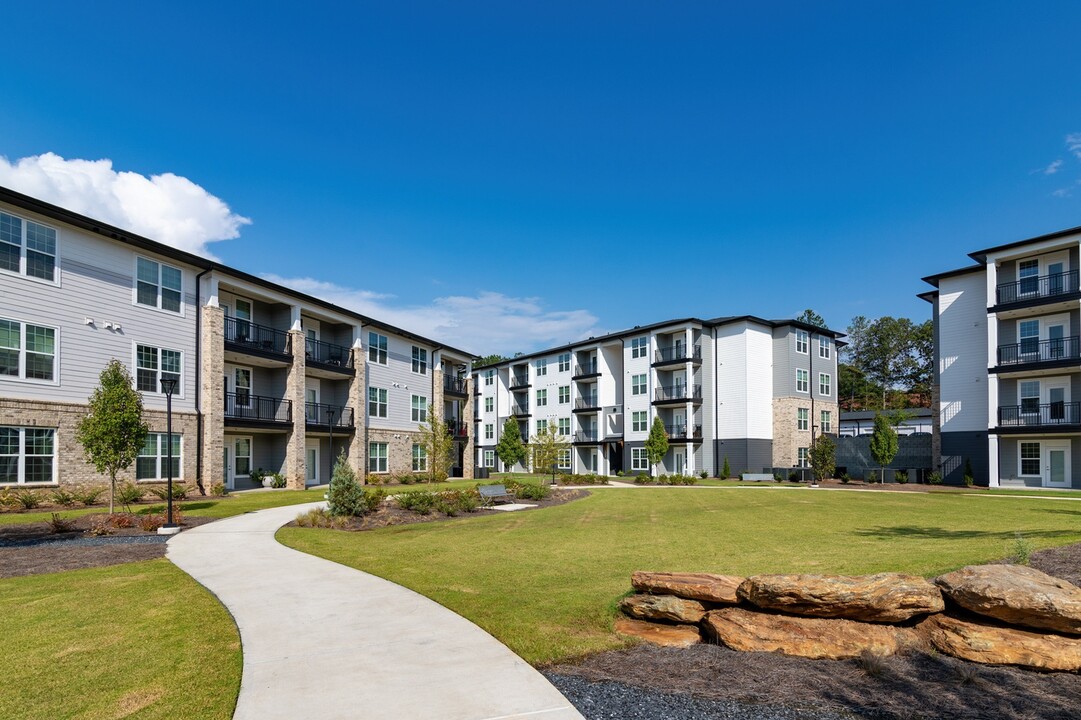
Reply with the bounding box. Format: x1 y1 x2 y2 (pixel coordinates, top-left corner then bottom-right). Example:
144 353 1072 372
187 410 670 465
167 502 583 720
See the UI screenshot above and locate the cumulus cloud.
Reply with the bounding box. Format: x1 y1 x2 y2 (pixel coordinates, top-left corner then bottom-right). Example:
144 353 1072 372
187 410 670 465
0 152 250 258
262 274 603 355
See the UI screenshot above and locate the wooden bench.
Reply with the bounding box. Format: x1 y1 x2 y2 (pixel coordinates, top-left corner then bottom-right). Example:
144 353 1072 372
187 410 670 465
478 484 514 506
740 473 774 482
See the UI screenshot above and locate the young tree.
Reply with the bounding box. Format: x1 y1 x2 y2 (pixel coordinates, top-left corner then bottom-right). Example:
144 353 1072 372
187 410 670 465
417 405 454 483
809 434 836 482
76 360 149 514
495 417 528 471
644 417 669 475
530 423 569 475
721 456 731 480
869 413 898 483
327 449 364 516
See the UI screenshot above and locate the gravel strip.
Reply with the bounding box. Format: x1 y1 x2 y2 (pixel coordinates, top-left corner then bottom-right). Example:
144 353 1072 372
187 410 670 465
545 673 858 720
0 534 169 548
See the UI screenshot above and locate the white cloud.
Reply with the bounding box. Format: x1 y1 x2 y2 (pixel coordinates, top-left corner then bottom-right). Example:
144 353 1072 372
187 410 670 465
1069 133 1081 160
0 152 249 258
1042 159 1063 175
1052 187 1071 198
262 274 602 355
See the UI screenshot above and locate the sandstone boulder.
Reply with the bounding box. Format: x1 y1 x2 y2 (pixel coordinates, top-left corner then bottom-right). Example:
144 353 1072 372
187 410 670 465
614 618 702 647
920 614 1081 672
703 607 919 660
620 594 707 624
632 571 743 604
935 565 1081 635
737 573 944 622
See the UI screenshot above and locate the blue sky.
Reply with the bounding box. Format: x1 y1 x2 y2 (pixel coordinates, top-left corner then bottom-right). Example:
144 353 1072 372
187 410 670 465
1 2 1079 354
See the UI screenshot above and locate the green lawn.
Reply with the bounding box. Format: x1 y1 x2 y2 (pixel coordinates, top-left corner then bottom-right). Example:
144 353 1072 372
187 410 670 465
0 559 240 720
279 488 1081 665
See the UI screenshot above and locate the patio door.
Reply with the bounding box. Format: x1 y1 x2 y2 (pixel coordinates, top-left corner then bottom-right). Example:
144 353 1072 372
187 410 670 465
223 446 233 490
306 441 320 486
1044 442 1070 488
674 449 685 475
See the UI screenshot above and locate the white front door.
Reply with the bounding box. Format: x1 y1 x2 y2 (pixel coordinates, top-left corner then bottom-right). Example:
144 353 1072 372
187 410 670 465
1044 442 1070 487
223 445 233 490
306 441 320 486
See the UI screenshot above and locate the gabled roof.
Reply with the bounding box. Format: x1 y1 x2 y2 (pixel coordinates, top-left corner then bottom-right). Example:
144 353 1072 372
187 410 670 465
920 264 983 287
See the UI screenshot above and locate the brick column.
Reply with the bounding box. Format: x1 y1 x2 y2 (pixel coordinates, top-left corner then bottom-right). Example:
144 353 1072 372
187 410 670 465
284 329 307 489
462 376 476 478
347 345 367 482
201 305 225 490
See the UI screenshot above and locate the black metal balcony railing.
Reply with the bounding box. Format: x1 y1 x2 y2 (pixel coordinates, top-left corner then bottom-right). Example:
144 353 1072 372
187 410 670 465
509 375 530 390
996 270 1079 305
998 402 1081 427
654 384 702 402
997 337 1081 366
654 345 702 364
575 395 599 410
510 404 531 416
573 360 598 377
446 419 469 438
225 392 292 423
443 376 468 395
224 316 291 356
305 338 353 369
664 423 703 439
573 431 599 443
304 402 354 428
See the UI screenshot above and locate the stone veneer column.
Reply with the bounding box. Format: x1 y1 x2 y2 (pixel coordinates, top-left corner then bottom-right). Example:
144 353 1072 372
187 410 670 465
347 345 367 482
201 305 225 490
462 376 476 478
283 329 307 489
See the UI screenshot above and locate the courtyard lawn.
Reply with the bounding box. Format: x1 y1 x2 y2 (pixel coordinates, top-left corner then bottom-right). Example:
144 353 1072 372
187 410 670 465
279 487 1081 665
0 559 240 720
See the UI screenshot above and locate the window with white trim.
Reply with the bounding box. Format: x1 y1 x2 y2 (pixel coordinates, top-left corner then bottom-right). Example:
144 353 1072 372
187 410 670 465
0 211 57 282
1020 442 1040 476
412 444 427 472
137 433 181 481
797 447 809 467
0 426 55 484
484 423 493 440
136 345 181 394
795 330 808 354
484 396 494 413
233 437 252 477
536 389 547 406
411 394 427 422
1020 380 1040 415
632 411 648 432
558 418 571 436
558 385 570 404
819 336 830 359
369 387 388 418
557 449 572 470
234 368 251 407
558 353 571 372
630 337 648 358
821 410 832 433
484 369 494 385
411 346 427 374
796 369 809 393
369 442 388 473
368 332 388 364
631 447 649 471
797 408 809 431
0 318 56 382
632 373 647 395
819 372 831 396
536 419 548 435
484 450 495 468
536 359 547 376
136 257 182 313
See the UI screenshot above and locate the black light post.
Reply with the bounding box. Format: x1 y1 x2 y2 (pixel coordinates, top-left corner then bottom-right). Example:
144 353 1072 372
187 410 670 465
159 377 179 533
326 407 337 486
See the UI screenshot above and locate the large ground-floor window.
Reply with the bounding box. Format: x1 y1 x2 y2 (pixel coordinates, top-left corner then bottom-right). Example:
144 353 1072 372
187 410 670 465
137 433 181 481
0 426 56 484
1020 442 1041 476
369 442 388 473
631 447 648 471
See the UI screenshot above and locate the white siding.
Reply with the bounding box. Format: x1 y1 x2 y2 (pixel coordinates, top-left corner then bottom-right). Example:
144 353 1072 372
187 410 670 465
714 322 773 439
938 272 989 432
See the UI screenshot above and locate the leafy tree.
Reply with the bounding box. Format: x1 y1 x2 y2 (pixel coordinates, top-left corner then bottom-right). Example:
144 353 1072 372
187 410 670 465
869 413 899 482
495 417 528 470
838 363 882 410
796 309 827 328
529 423 569 474
417 405 454 483
76 360 149 514
721 456 731 479
644 417 669 474
842 315 933 410
475 353 507 368
809 434 836 482
327 449 364 516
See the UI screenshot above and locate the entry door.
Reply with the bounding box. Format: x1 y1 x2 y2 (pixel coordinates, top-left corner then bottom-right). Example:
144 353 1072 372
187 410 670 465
1044 442 1070 487
1048 261 1065 295
675 450 685 474
674 411 685 436
589 450 598 473
306 388 319 423
223 446 233 490
306 441 320 486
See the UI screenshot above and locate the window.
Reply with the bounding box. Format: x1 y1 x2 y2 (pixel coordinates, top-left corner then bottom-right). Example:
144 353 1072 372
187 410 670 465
1019 259 1039 295
796 369 809 393
411 395 427 422
558 385 570 404
631 447 649 471
632 373 647 395
484 423 494 440
821 410 832 433
369 387 388 418
819 336 830 359
1019 320 1039 357
536 419 548 435
412 444 427 472
795 330 808 354
234 438 251 477
137 433 181 481
0 318 56 382
136 257 182 313
1020 442 1040 475
484 450 495 468
411 346 427 374
0 211 57 282
136 345 181 394
536 359 547 376
484 396 494 413
0 426 55 484
631 337 648 359
1020 380 1040 415
557 449 572 470
797 408 809 431
632 411 648 432
558 418 571 436
536 389 547 407
234 368 251 407
797 448 809 467
484 369 494 386
369 442 388 473
368 332 388 364
819 372 831 396
558 353 571 372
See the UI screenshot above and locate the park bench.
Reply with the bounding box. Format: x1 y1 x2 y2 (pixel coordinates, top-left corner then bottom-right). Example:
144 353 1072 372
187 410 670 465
740 473 774 482
478 484 514 506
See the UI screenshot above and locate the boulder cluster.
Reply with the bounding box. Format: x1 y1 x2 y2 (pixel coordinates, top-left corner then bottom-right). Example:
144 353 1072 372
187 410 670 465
617 565 1081 672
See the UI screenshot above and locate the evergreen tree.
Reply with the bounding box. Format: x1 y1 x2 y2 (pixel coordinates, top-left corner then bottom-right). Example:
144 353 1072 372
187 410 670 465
644 417 669 475
327 450 364 516
869 413 898 482
809 435 836 482
495 417 528 470
721 456 731 479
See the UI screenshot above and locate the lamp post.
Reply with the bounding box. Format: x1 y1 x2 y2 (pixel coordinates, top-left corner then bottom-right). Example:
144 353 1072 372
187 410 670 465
326 406 337 486
158 377 180 535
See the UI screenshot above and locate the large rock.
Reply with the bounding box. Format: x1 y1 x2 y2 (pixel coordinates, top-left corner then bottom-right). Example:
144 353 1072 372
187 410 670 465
631 571 743 604
620 594 707 624
703 607 919 660
614 618 702 647
935 565 1081 635
737 573 944 622
920 614 1081 672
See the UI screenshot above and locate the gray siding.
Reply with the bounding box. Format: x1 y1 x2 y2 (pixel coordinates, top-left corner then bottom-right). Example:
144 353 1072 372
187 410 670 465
714 439 773 475
941 431 989 485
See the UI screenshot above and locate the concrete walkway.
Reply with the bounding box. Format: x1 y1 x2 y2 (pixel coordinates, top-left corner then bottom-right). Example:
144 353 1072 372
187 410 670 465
167 502 583 720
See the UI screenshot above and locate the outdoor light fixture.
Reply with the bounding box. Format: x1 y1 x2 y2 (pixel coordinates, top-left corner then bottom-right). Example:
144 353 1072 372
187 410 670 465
158 377 180 535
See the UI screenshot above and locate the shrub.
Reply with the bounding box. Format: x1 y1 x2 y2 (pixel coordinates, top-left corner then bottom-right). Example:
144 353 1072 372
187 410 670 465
399 474 415 485
867 469 879 484
149 484 189 501
928 471 943 486
210 482 227 496
774 473 783 483
634 474 654 485
48 513 77 533
397 490 437 514
435 489 479 515
327 452 366 517
963 457 975 487
295 507 347 529
74 486 105 506
722 456 731 479
1008 532 1034 566
951 660 982 686
116 483 144 507
51 489 77 506
788 471 801 483
270 472 287 489
0 489 14 510
855 650 889 678
507 481 550 500
895 470 908 485
14 490 42 509
88 516 113 536
555 473 608 486
840 472 851 484
138 513 165 532
616 470 625 477
699 470 708 479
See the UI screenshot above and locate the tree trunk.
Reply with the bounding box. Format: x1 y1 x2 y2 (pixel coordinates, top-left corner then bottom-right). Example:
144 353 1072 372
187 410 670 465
109 472 116 514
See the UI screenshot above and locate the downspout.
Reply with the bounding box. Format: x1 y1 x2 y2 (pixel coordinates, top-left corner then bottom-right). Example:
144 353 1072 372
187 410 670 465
194 267 211 495
713 325 719 476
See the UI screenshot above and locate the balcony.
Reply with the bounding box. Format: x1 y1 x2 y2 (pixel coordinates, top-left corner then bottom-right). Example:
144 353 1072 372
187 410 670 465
665 423 703 442
653 384 703 405
573 395 600 413
224 317 291 361
995 270 1080 309
224 392 292 426
573 431 600 444
572 360 599 380
446 419 469 438
653 345 702 367
997 402 1081 431
304 402 354 431
510 404 531 417
443 376 469 397
304 337 354 376
996 337 1081 370
509 375 531 391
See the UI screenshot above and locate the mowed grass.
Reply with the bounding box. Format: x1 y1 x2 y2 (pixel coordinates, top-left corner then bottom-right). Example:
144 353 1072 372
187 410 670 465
0 559 240 720
279 488 1081 665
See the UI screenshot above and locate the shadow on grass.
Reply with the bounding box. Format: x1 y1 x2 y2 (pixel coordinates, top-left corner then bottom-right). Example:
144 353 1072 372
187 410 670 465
851 525 1078 540
1039 508 1081 516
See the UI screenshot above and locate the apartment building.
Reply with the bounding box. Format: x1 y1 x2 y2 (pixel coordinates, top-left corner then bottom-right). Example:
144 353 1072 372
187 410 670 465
922 225 1081 488
472 316 841 476
0 186 473 491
